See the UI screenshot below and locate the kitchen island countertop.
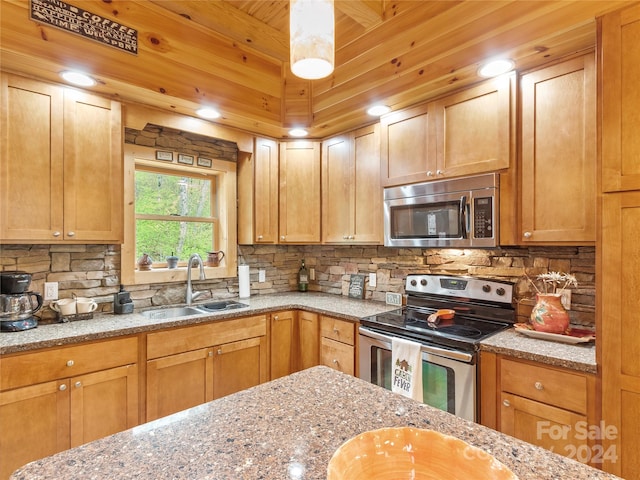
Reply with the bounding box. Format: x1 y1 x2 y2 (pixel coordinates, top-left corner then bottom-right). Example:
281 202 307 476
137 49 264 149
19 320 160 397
10 366 618 480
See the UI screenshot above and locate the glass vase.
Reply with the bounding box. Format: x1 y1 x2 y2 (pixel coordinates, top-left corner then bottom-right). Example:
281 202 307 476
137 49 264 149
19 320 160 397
530 293 569 334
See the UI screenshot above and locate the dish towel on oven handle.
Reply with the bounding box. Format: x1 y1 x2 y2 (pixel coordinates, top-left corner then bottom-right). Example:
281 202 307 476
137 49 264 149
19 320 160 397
391 337 423 402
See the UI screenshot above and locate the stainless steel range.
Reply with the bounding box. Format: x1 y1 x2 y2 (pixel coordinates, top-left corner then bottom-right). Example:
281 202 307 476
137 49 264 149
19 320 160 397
358 274 516 422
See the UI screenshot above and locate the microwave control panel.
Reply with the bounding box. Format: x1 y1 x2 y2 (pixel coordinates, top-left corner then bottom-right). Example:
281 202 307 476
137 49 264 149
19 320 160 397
473 197 493 238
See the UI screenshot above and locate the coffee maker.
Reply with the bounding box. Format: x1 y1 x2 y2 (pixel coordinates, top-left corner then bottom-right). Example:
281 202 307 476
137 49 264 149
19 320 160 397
0 271 41 331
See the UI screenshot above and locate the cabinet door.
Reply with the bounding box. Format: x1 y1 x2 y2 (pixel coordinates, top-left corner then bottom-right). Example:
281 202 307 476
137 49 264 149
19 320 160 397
0 73 64 241
322 134 352 243
63 89 123 242
146 348 213 422
254 137 279 243
270 311 296 380
601 190 640 477
352 124 382 243
520 55 595 243
213 336 268 399
501 392 589 461
0 380 70 480
279 141 321 243
299 311 319 370
601 4 640 192
70 364 138 447
320 337 354 375
380 103 436 187
434 75 512 178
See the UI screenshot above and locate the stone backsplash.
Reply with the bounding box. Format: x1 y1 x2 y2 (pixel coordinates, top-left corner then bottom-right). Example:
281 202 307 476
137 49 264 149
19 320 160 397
0 244 595 327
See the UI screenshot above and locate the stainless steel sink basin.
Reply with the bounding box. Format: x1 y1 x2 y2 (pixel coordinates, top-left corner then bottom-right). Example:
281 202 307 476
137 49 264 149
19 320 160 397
140 306 205 319
196 300 248 312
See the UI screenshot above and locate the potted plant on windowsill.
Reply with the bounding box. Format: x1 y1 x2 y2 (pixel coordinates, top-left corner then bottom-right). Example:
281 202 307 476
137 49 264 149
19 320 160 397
527 272 577 334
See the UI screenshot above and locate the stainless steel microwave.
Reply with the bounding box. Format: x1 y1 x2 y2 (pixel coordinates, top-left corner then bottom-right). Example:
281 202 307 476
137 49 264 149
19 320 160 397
384 173 499 248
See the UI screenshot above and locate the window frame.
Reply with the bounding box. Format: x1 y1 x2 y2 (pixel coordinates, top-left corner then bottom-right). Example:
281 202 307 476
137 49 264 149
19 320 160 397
122 144 237 285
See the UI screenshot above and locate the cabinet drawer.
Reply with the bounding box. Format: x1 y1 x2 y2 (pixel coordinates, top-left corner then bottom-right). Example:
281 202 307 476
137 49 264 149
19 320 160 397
1 337 138 391
320 337 354 375
500 358 588 414
320 316 355 345
147 315 268 359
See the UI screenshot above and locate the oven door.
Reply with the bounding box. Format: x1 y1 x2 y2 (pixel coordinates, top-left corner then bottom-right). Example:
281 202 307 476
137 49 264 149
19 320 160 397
358 326 476 422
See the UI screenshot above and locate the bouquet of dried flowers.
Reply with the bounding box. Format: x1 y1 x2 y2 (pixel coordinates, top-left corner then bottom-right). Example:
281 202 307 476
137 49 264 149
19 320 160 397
527 271 577 295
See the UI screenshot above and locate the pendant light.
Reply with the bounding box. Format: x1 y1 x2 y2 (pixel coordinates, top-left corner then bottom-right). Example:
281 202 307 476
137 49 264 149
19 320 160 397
290 0 335 80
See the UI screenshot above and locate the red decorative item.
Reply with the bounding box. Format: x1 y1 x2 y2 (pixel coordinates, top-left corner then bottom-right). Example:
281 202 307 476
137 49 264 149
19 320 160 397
530 293 570 334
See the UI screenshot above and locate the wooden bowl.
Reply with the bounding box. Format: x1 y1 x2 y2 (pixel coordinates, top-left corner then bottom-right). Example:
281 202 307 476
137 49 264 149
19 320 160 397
327 427 518 480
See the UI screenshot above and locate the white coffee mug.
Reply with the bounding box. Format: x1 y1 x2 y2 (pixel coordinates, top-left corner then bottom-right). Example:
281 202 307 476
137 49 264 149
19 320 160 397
51 298 76 316
76 297 98 314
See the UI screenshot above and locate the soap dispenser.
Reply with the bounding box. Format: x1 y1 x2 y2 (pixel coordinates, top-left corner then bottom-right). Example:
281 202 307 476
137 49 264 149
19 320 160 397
114 284 134 314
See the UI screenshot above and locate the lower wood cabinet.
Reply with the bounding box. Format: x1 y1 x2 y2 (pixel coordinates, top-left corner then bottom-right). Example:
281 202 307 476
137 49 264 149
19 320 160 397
146 315 268 422
481 353 597 467
299 311 319 370
319 316 356 376
0 337 138 480
270 310 296 380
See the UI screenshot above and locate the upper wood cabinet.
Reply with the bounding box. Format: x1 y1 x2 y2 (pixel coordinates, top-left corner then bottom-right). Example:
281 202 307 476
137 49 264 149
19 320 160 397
601 4 640 192
380 76 513 187
279 141 321 243
322 124 382 244
0 73 123 243
519 54 596 244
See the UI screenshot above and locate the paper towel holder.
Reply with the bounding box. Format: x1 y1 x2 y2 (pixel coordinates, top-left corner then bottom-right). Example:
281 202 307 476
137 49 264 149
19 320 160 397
238 264 250 299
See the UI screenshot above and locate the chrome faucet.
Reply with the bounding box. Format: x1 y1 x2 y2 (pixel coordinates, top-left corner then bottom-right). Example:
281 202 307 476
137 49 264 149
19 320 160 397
186 253 206 305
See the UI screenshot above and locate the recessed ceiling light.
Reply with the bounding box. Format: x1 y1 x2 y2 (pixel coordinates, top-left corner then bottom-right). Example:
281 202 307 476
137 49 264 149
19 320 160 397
288 128 308 137
60 71 96 87
196 107 221 119
478 59 514 78
367 105 391 116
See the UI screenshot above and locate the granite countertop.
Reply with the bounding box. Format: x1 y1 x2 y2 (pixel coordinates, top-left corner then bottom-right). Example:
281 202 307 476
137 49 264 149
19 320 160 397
10 366 618 480
481 328 597 374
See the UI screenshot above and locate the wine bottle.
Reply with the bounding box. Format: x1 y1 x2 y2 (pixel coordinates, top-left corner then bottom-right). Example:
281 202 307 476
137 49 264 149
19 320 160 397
298 259 309 292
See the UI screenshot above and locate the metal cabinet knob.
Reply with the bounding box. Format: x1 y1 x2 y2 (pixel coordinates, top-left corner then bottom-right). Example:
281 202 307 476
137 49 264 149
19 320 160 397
534 381 544 390
67 231 75 237
274 315 279 320
333 328 339 334
75 381 82 388
436 170 443 175
332 359 339 365
503 399 510 407
208 351 213 357
427 171 434 177
59 384 67 391
280 236 285 240
343 235 348 239
66 360 74 367
53 231 61 237
257 235 263 240
523 231 532 238
217 348 222 355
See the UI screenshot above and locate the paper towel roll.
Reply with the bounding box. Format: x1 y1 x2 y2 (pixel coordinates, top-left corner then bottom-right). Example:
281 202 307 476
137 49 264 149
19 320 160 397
238 265 250 298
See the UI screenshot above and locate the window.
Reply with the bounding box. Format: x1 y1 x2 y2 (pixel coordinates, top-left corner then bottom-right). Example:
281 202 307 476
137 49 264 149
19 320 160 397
122 144 237 285
135 168 216 265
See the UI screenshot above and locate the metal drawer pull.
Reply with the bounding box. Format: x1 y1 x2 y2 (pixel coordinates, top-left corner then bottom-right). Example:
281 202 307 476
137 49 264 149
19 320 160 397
503 399 510 407
332 359 339 364
75 381 82 388
534 381 544 390
66 360 74 367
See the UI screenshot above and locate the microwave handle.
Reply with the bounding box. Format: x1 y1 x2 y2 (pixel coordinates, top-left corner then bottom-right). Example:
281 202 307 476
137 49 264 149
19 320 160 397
459 196 469 239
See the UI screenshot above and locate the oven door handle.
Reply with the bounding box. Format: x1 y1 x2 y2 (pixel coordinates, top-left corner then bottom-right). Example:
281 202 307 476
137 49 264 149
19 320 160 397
358 326 474 363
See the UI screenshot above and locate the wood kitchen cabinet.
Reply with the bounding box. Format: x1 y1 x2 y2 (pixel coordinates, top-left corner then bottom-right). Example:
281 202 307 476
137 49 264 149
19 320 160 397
279 141 321 243
322 124 382 244
270 310 297 380
600 3 640 192
146 315 268 421
481 353 598 467
320 315 356 376
0 73 123 243
518 54 596 244
0 337 138 480
299 311 319 370
380 76 512 187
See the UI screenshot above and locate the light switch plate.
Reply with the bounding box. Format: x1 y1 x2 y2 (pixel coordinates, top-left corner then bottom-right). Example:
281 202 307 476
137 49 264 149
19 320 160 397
369 272 377 288
258 269 266 282
44 282 58 301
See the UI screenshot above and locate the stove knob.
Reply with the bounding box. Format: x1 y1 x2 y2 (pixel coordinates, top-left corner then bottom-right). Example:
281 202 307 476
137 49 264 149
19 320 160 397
482 284 491 293
496 287 506 296
420 279 427 286
410 279 417 287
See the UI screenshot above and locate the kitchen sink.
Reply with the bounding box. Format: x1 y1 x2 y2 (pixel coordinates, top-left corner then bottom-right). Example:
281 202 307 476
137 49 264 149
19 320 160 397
140 306 205 320
196 300 249 312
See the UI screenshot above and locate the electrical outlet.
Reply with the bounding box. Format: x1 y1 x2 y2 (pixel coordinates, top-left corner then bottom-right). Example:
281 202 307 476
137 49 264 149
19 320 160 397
560 290 571 310
258 269 266 282
309 268 315 281
369 272 377 288
44 282 58 301
385 292 402 306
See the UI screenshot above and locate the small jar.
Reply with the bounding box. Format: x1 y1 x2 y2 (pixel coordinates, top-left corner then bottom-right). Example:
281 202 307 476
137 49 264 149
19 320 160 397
137 253 153 271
